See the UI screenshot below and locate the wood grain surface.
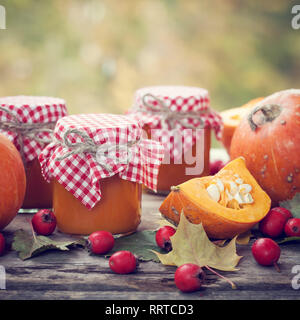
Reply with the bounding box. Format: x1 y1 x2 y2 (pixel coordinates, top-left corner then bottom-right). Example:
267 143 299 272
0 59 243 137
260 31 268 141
0 191 299 300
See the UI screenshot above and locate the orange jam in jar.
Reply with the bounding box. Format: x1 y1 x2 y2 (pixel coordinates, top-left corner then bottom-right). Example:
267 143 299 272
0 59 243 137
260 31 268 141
53 175 142 235
0 96 68 209
39 113 164 235
154 128 211 193
128 86 222 194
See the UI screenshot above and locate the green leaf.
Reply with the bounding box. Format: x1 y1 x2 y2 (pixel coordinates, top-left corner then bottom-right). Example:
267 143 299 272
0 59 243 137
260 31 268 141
105 230 164 262
12 229 85 260
152 213 242 271
279 193 300 218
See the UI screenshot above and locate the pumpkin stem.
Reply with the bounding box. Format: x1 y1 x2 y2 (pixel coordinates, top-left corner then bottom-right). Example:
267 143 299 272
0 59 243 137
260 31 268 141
248 104 282 131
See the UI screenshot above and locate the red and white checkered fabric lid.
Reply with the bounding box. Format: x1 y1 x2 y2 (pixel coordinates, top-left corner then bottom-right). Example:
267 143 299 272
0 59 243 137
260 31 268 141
39 114 164 210
0 96 67 162
128 86 223 160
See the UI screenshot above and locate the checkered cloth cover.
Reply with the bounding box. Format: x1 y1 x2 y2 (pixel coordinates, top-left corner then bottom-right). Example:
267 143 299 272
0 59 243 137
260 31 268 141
39 114 164 210
0 96 67 162
127 86 223 160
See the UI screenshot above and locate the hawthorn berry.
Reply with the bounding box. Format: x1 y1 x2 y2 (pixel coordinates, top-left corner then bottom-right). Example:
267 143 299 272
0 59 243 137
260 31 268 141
31 209 56 236
0 233 5 256
271 207 293 222
259 209 287 238
109 251 137 274
155 226 176 252
284 218 300 237
174 264 205 293
210 160 226 175
251 238 281 269
88 230 115 255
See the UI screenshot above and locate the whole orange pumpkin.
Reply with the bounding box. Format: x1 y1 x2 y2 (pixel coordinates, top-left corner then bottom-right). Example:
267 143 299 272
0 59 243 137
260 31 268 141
0 133 26 230
230 89 300 203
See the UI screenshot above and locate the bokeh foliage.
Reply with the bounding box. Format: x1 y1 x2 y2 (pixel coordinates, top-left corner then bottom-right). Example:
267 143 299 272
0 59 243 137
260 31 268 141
0 0 299 117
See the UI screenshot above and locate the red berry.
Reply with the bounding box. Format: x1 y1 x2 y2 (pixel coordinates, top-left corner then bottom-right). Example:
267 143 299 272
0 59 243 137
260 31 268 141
284 218 300 237
251 238 280 267
155 226 176 252
88 231 115 255
271 207 293 221
259 209 287 238
0 233 5 256
174 264 205 293
109 251 137 274
31 209 56 236
210 160 226 175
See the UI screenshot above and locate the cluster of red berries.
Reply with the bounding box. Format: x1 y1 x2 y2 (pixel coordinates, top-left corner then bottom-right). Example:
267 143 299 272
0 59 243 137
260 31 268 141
30 210 138 274
156 225 204 293
0 209 137 274
252 207 300 269
87 230 137 274
32 209 137 274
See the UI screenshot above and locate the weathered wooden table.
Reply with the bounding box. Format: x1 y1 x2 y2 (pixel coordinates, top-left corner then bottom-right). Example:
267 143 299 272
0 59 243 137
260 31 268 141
0 191 299 301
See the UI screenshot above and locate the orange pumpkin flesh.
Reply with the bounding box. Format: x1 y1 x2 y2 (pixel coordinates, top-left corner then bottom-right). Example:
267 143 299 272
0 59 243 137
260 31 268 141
230 89 300 203
159 157 271 239
221 97 264 153
0 134 26 230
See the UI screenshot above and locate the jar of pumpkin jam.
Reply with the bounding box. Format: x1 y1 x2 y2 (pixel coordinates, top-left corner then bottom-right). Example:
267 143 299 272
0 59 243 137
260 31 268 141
39 113 164 235
23 159 54 208
0 96 68 209
128 86 223 194
145 126 212 192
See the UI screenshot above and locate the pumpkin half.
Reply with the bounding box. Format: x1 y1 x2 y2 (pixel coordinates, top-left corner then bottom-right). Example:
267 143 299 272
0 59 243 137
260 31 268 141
221 97 264 153
230 89 300 203
159 157 271 239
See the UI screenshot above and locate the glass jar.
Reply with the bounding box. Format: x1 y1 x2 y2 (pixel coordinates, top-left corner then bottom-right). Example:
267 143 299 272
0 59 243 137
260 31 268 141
39 113 164 235
22 159 53 209
128 86 222 194
53 175 142 235
151 128 211 193
0 96 68 209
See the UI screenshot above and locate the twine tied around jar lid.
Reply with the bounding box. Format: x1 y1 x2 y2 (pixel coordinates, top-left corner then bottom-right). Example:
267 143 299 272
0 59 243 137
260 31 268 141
140 93 206 130
55 128 140 173
0 106 56 163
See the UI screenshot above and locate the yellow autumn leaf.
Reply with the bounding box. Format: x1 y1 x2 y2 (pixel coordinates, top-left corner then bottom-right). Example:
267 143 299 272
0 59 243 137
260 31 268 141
153 213 242 272
156 217 177 229
236 230 252 245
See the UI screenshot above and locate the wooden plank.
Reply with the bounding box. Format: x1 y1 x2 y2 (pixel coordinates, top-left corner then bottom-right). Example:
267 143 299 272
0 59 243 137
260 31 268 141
0 191 299 300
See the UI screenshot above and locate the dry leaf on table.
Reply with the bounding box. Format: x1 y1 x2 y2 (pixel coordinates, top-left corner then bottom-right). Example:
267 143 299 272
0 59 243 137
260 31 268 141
152 213 242 272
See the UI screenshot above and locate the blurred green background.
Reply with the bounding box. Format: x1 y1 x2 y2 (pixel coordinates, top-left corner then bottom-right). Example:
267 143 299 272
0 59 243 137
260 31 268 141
0 0 299 119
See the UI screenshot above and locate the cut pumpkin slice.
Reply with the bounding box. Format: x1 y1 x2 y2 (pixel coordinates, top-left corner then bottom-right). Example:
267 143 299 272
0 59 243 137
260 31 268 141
159 157 271 239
